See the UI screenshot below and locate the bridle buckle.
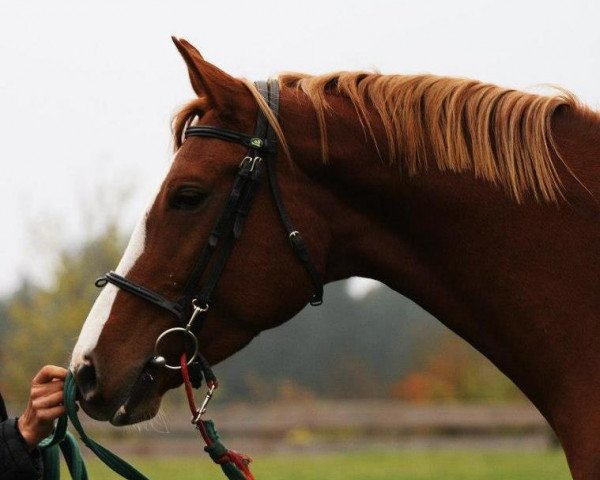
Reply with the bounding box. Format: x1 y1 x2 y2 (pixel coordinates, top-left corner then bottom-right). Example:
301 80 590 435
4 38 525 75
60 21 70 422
190 384 216 424
239 155 263 172
187 299 209 330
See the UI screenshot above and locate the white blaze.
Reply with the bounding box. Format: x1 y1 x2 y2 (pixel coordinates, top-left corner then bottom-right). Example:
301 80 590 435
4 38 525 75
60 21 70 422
70 211 148 369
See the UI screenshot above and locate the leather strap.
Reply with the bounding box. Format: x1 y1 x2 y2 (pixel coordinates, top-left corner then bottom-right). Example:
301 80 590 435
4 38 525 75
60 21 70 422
96 273 183 320
186 126 275 152
194 161 264 307
257 80 324 305
178 157 261 312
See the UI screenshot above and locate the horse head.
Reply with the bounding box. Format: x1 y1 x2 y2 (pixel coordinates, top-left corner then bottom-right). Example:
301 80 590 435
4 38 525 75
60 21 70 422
70 38 327 424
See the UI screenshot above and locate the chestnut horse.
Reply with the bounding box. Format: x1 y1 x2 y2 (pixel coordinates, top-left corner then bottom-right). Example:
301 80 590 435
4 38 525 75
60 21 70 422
70 38 598 479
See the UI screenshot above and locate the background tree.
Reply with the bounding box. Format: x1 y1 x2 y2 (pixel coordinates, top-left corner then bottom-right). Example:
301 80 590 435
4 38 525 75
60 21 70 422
391 335 524 402
0 225 123 403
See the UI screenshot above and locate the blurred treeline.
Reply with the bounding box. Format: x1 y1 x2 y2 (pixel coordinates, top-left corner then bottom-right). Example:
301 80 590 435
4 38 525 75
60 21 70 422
0 223 523 407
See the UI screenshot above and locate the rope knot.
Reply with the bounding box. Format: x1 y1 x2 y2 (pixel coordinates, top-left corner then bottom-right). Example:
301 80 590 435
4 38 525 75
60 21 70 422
215 450 253 467
215 450 254 479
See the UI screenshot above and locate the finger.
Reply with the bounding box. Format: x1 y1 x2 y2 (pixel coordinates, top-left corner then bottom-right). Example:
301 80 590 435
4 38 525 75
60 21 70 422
36 404 66 421
31 381 64 398
32 390 64 410
32 366 68 384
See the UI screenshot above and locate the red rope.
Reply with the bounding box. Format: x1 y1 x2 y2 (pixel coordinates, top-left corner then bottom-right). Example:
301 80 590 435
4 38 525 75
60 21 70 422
216 450 255 478
180 352 213 446
179 353 255 480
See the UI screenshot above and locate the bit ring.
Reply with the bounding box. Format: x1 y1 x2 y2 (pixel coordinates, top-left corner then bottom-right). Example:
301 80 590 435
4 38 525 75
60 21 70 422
154 327 199 370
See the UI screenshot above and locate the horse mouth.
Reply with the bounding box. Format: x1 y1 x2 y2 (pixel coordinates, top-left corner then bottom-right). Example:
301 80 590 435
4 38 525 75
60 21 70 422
109 367 162 426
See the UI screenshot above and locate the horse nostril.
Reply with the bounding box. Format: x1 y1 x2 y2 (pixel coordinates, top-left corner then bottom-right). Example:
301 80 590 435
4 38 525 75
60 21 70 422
75 356 99 402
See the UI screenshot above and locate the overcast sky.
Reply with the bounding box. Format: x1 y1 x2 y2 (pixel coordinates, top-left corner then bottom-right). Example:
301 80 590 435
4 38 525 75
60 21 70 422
1 0 600 295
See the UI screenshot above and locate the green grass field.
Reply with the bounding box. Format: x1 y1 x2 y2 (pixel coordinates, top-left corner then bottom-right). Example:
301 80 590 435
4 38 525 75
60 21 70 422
67 450 571 479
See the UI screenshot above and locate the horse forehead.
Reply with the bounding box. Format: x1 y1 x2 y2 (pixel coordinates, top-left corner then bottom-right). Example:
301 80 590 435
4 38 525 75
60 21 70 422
169 138 245 176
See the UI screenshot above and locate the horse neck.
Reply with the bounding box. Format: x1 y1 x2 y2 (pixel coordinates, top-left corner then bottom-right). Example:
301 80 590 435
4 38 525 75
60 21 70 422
283 92 597 323
284 91 600 473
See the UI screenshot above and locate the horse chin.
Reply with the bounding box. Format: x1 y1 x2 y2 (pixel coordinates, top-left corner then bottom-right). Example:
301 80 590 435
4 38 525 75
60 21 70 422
108 372 163 426
81 363 164 426
110 395 161 426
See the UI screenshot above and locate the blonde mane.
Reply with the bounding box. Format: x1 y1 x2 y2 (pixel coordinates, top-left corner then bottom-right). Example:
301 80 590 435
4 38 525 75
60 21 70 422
174 72 581 203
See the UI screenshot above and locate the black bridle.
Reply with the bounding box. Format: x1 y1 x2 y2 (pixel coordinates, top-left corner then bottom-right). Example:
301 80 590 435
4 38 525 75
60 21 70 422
94 80 323 380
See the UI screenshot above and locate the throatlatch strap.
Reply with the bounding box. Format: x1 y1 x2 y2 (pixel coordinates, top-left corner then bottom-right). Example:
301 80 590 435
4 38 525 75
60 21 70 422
256 80 324 305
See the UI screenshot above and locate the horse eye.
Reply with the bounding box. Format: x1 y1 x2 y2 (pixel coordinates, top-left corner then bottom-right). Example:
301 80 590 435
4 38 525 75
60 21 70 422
169 187 207 210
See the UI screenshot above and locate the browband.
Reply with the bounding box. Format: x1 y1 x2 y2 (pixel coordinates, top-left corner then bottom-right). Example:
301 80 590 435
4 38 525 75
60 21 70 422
185 126 275 152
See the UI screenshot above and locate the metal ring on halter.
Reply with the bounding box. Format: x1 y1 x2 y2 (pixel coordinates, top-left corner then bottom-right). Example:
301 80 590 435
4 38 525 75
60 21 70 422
154 327 199 370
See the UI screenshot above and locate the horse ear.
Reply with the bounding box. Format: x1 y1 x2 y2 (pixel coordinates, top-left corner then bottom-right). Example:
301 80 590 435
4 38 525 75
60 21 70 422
171 36 244 109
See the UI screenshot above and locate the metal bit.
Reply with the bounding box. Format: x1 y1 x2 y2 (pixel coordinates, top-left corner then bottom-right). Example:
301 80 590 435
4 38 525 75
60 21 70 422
149 356 166 368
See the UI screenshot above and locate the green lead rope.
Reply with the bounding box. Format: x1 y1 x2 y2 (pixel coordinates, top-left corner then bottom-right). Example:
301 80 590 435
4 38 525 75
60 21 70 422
39 372 246 480
40 372 148 480
201 421 250 480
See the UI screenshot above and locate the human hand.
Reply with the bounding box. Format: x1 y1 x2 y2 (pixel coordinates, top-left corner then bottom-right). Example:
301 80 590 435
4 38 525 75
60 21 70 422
17 365 68 450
